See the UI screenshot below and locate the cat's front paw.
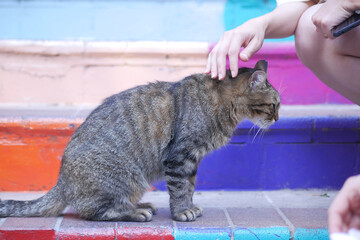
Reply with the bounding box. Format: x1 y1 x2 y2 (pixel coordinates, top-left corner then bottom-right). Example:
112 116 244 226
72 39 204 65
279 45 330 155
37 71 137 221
172 206 202 222
191 205 203 218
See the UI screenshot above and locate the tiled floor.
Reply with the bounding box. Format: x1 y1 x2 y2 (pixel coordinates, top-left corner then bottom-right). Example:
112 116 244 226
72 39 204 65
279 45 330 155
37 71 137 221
0 190 336 239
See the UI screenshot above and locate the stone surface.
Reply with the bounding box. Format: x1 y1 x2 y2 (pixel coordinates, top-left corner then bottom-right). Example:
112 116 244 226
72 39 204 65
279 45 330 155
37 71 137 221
0 191 335 240
0 217 58 240
264 190 336 208
58 215 116 240
281 208 328 229
281 208 329 240
228 208 287 228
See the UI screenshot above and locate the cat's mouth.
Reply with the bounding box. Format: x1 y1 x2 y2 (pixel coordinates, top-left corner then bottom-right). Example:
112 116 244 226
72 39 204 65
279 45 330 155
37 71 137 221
251 118 275 130
259 119 276 129
251 118 276 130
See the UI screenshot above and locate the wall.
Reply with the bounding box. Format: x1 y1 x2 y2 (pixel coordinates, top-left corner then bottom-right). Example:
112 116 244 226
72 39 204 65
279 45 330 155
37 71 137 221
1 0 287 42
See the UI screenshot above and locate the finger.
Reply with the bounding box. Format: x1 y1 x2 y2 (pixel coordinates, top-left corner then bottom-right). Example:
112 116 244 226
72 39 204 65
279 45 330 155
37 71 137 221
312 5 336 39
205 49 213 74
328 209 346 233
349 214 360 230
240 37 262 62
228 34 244 78
216 31 233 80
210 44 219 78
312 12 327 38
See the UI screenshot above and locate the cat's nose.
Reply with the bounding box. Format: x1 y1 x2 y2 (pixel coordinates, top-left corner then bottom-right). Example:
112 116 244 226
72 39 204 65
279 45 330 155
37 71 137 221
274 113 279 122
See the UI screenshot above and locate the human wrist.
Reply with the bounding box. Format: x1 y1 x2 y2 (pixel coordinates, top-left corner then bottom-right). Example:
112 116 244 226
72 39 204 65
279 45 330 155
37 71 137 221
262 11 279 38
248 16 268 37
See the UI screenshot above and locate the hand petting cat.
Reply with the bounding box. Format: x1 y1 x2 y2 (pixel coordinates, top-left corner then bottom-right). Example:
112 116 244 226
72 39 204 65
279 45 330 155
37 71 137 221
205 0 360 80
205 1 312 80
204 18 266 80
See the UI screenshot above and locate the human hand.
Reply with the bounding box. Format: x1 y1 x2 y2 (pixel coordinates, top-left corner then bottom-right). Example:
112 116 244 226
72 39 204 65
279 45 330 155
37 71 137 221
205 18 266 80
328 175 360 234
312 0 358 39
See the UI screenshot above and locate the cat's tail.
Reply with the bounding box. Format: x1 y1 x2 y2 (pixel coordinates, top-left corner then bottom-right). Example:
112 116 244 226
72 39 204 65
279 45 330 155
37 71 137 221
0 179 66 217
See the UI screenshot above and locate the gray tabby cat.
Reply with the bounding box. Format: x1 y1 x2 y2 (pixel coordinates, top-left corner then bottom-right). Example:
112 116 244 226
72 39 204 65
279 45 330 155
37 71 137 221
0 60 280 222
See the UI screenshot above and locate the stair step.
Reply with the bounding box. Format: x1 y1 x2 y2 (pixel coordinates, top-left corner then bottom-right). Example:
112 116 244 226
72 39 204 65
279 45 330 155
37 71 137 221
0 106 359 191
0 190 334 240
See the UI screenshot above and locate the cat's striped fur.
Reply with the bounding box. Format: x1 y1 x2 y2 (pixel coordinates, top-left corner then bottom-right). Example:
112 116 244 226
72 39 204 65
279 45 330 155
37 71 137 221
0 60 280 222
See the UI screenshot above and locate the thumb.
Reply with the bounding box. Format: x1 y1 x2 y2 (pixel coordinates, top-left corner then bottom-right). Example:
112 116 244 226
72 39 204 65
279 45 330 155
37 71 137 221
240 38 262 62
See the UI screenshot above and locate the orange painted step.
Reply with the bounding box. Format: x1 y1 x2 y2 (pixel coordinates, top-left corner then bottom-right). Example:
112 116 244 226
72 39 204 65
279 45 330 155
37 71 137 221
0 120 81 191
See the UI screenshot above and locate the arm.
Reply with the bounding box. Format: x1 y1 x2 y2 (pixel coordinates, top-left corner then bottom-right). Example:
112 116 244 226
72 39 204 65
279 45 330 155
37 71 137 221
265 1 315 38
205 1 314 80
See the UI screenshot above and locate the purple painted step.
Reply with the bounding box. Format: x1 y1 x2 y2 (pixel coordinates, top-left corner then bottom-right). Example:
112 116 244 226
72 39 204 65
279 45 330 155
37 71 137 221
153 116 360 190
210 42 353 105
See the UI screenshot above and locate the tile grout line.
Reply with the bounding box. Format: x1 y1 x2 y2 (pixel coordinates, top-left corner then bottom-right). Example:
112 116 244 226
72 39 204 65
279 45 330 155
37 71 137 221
55 206 72 240
263 192 295 240
223 208 235 240
54 216 64 240
114 222 118 240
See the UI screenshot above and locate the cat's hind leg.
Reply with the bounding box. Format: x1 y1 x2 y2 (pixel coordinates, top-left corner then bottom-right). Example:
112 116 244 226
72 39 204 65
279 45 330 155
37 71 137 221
136 202 158 215
96 207 153 222
74 195 154 222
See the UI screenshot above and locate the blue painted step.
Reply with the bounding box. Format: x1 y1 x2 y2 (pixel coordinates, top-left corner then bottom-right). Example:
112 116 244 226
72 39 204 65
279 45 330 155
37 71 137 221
154 116 360 190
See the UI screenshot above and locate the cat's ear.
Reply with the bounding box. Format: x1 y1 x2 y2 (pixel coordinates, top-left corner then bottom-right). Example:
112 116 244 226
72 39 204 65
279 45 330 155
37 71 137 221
254 60 268 73
250 70 267 89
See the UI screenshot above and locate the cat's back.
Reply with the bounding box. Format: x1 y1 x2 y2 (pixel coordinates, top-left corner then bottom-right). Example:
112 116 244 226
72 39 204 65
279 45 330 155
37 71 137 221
64 81 176 158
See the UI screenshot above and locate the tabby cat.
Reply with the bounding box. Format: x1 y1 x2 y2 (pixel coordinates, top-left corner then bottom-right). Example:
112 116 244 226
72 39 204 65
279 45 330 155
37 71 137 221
0 60 280 222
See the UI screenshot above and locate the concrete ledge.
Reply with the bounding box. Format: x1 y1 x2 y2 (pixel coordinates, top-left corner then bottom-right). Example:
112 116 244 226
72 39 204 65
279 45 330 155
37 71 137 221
0 104 359 119
0 191 333 240
0 40 353 105
0 40 209 58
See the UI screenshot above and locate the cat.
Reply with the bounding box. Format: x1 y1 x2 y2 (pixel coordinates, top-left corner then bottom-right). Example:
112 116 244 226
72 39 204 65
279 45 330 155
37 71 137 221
0 60 280 222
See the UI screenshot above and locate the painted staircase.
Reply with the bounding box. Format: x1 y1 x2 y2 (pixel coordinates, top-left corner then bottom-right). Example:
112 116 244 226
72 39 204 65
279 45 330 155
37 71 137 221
0 41 359 240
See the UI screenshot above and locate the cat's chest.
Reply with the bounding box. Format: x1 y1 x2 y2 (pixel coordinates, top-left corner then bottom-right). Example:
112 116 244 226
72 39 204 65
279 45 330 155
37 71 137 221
211 132 231 150
192 132 230 162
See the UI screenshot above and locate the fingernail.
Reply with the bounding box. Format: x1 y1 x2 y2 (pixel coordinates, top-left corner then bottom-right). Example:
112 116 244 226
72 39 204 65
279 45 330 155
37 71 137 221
231 70 236 78
219 73 224 79
211 73 216 78
241 53 248 61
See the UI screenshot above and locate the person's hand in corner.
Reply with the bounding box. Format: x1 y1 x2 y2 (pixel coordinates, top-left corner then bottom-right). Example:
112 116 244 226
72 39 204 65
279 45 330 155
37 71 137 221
311 0 360 39
329 175 360 234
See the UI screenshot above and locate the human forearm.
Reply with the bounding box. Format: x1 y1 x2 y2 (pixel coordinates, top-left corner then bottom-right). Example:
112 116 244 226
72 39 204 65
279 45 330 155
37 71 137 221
262 1 315 38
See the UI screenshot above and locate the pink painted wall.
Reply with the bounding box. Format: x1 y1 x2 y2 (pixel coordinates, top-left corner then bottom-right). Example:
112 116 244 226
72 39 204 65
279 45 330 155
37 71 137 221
0 41 353 106
213 42 352 104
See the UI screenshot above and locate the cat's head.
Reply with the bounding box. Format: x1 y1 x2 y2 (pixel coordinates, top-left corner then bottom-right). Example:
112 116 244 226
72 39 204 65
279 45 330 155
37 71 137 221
226 60 281 129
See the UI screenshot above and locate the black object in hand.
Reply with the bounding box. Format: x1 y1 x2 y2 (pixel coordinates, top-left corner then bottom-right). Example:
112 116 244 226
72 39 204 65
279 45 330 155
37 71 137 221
332 12 360 38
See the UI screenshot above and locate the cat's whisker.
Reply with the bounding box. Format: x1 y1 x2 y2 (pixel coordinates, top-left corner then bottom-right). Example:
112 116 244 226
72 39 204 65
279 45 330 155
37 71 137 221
252 127 263 143
278 86 287 97
277 80 284 94
260 128 267 140
249 122 258 135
